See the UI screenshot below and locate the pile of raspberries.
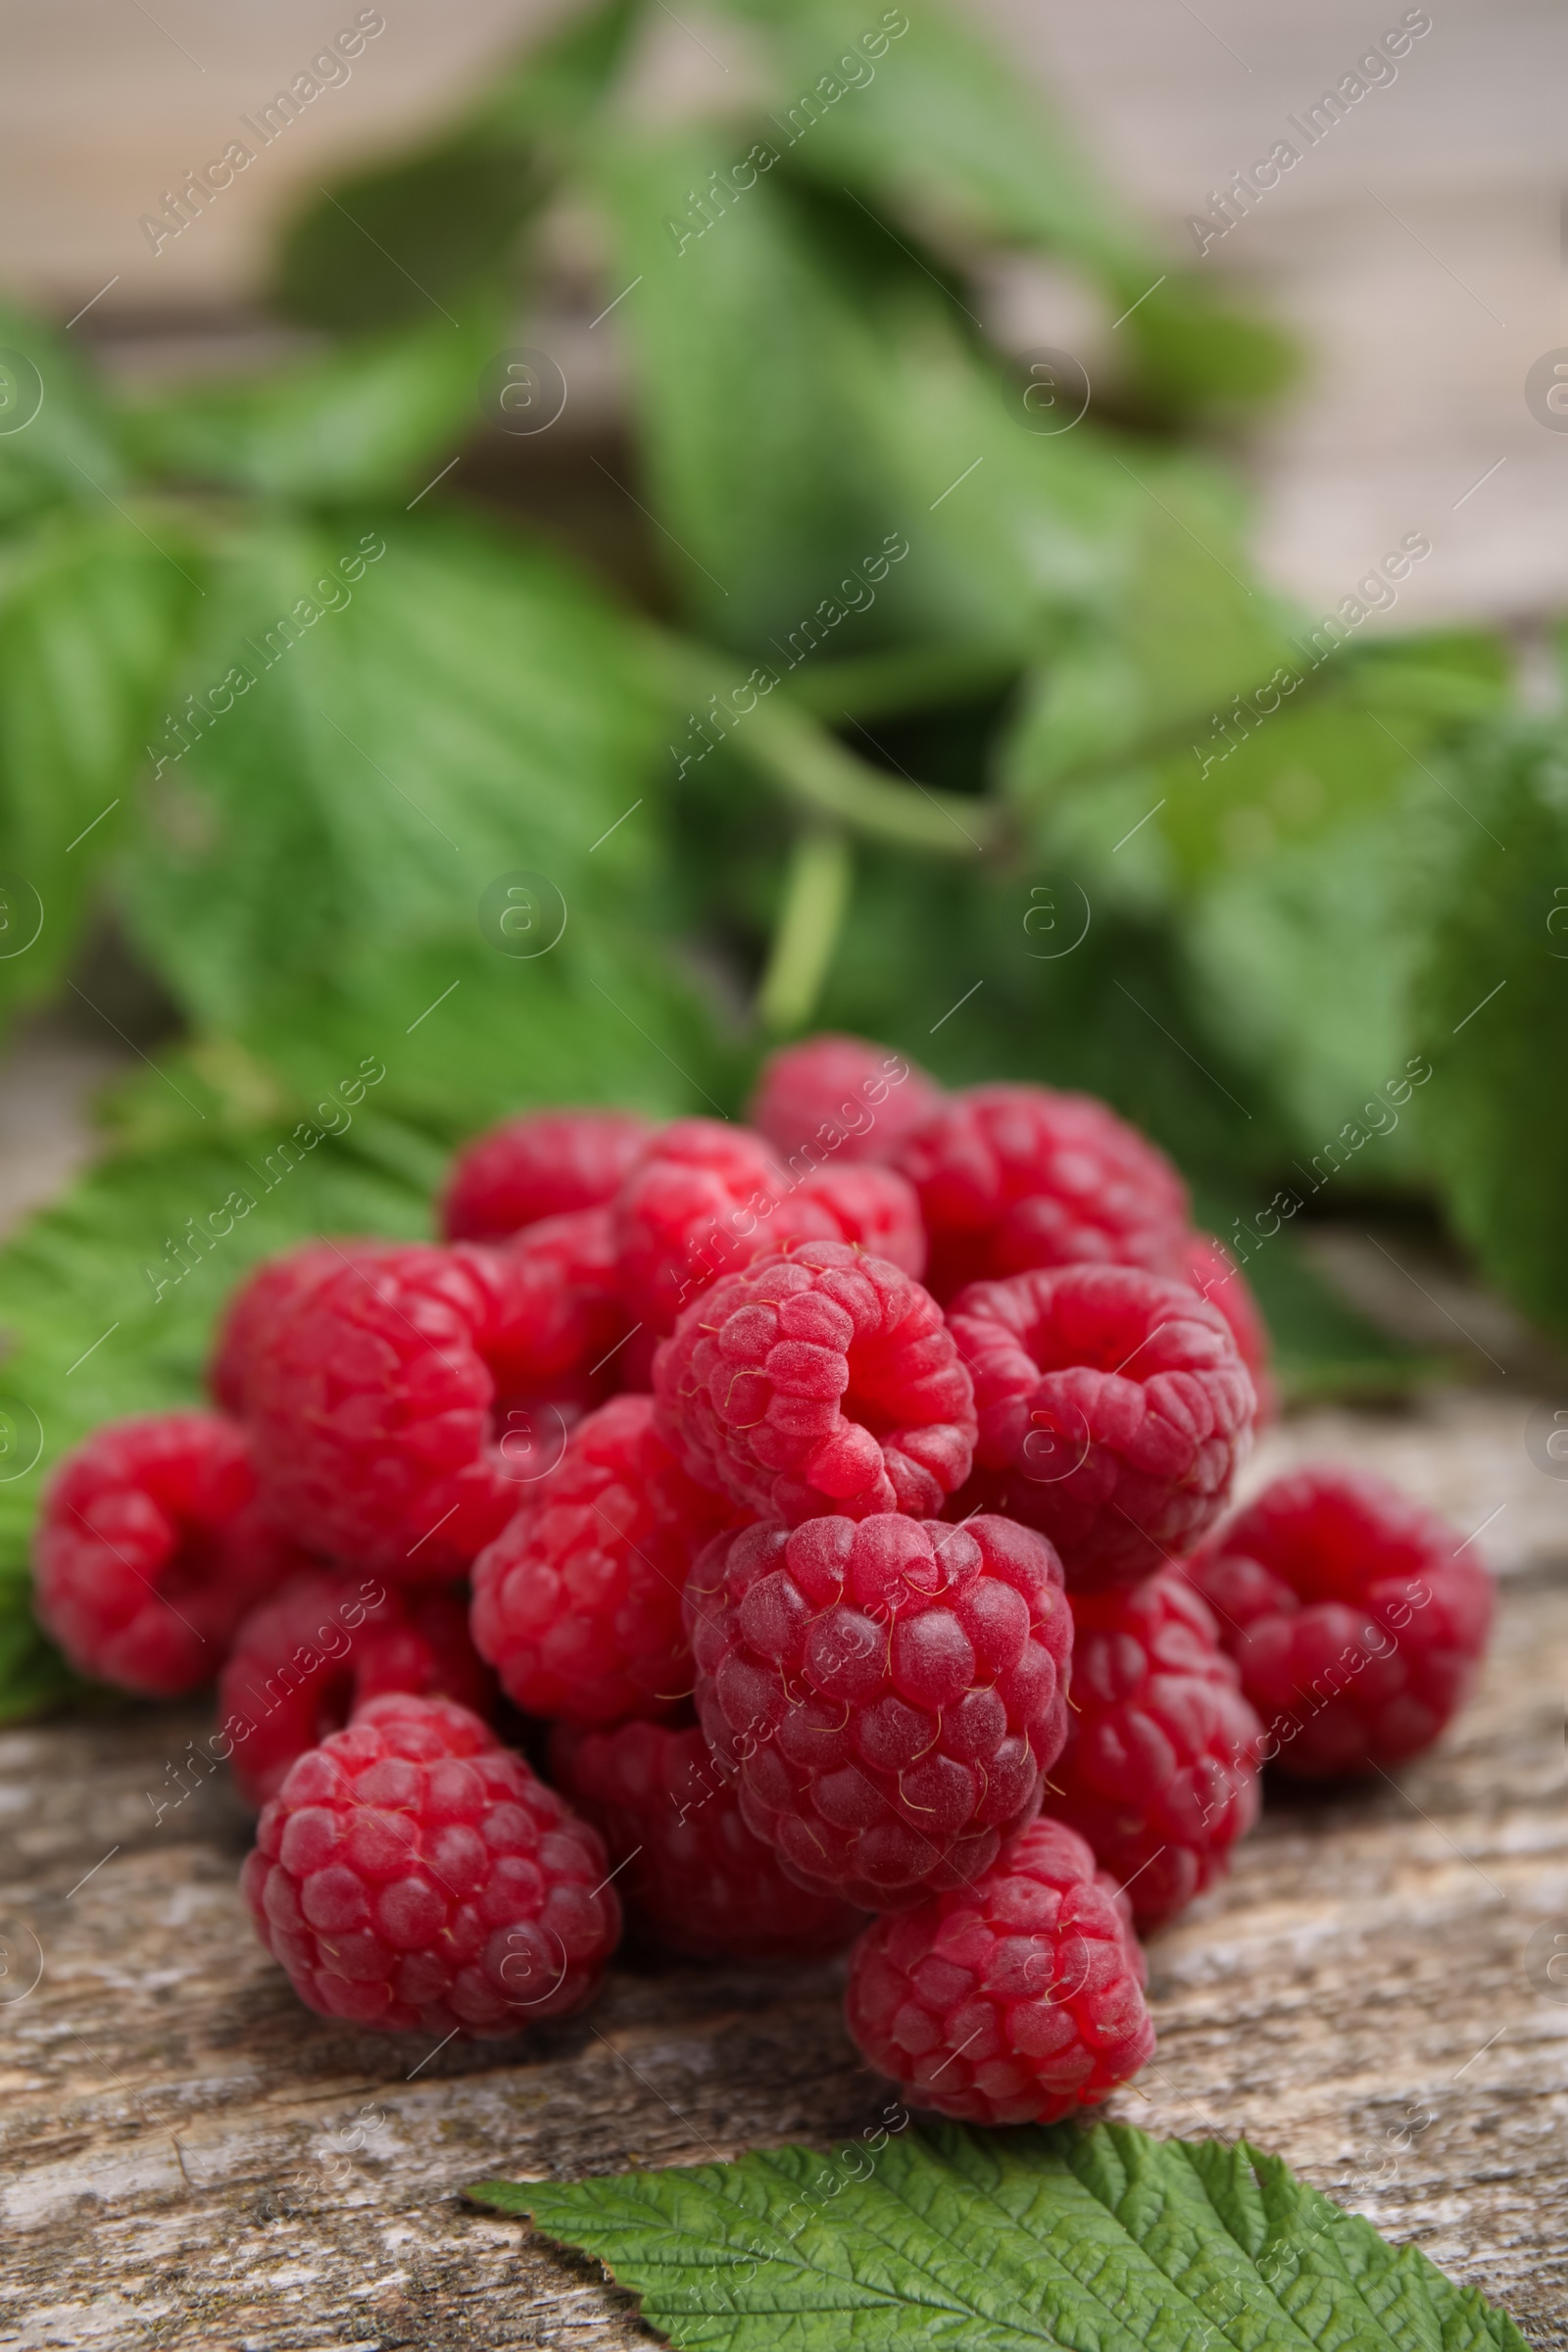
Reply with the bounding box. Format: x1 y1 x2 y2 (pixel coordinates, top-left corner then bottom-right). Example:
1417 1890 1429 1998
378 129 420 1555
32 1038 1494 2128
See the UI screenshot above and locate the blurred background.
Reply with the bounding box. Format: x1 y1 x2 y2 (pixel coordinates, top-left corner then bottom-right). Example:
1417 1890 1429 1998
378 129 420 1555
0 0 1564 1707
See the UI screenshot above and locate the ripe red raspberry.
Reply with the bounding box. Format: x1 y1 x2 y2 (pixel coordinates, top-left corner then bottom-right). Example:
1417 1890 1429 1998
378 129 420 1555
241 1693 620 2035
244 1243 620 1583
1043 1571 1262 1930
220 1569 497 1807
895 1083 1190 1301
1182 1466 1494 1779
551 1718 862 1963
655 1242 974 1524
612 1119 924 1339
748 1035 945 1167
32 1414 300 1697
441 1109 654 1244
210 1241 378 1418
496 1206 632 1417
470 1395 745 1726
948 1265 1253 1588
844 1817 1154 2125
1182 1232 1275 1426
686 1512 1070 1909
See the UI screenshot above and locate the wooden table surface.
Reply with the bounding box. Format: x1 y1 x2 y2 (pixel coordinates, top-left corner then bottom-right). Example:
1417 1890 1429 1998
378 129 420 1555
1 1393 1564 2352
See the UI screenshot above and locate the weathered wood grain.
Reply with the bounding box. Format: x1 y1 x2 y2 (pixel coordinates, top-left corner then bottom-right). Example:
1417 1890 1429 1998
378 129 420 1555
0 1402 1564 2351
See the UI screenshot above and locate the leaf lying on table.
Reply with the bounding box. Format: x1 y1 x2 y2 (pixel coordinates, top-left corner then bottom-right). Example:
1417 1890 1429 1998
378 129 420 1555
468 2116 1528 2351
116 506 671 1033
0 1123 431 1718
120 303 507 501
1410 716 1568 1343
0 504 204 1045
0 298 133 528
593 126 1256 665
710 0 1294 417
274 0 642 329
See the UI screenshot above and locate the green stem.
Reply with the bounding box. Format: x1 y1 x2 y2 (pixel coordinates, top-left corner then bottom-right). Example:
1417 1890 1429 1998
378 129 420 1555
783 641 1020 724
756 826 853 1036
648 630 999 858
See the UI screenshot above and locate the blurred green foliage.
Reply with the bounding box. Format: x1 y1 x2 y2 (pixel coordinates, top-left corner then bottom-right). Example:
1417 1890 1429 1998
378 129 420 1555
0 0 1558 1714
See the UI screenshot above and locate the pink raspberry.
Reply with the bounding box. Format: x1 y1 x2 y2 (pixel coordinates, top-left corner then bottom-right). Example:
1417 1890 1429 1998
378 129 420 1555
441 1109 654 1244
612 1118 924 1338
844 1817 1154 2125
551 1718 863 1963
685 1512 1070 1909
32 1414 302 1698
470 1395 745 1726
1182 1232 1275 1425
748 1034 945 1167
948 1264 1254 1588
220 1569 497 1807
1043 1571 1262 1930
895 1083 1190 1301
244 1243 617 1583
241 1693 619 2035
1182 1466 1494 1779
655 1242 975 1524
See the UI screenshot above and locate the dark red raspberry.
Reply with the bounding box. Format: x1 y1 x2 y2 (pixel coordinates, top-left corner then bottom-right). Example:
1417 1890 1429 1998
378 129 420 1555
441 1109 654 1244
551 1718 862 1963
241 1693 619 2035
656 1242 974 1524
1043 1570 1261 1930
32 1414 300 1697
844 1817 1154 2125
470 1395 745 1726
210 1241 379 1418
948 1265 1253 1588
895 1083 1190 1301
686 1512 1069 1909
244 1242 632 1582
612 1119 924 1338
1183 1232 1275 1426
748 1034 944 1167
220 1569 496 1807
1182 1466 1494 1779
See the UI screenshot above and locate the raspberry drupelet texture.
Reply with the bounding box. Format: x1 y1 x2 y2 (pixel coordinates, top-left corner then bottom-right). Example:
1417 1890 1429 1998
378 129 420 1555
33 1413 300 1697
245 1242 626 1582
613 1119 924 1339
685 1511 1070 1909
1182 1466 1494 1779
1043 1570 1262 1930
496 1206 631 1420
895 1082 1191 1302
948 1264 1254 1589
748 1035 945 1168
1182 1232 1275 1427
551 1718 863 1963
210 1241 378 1418
470 1395 745 1726
241 1693 620 2035
441 1109 654 1244
655 1242 975 1524
220 1569 497 1807
844 1817 1154 2125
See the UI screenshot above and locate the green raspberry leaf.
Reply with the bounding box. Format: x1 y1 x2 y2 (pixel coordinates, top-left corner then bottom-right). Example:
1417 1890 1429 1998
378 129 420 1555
0 503 205 1046
1410 716 1568 1342
467 2117 1528 2351
274 0 642 331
